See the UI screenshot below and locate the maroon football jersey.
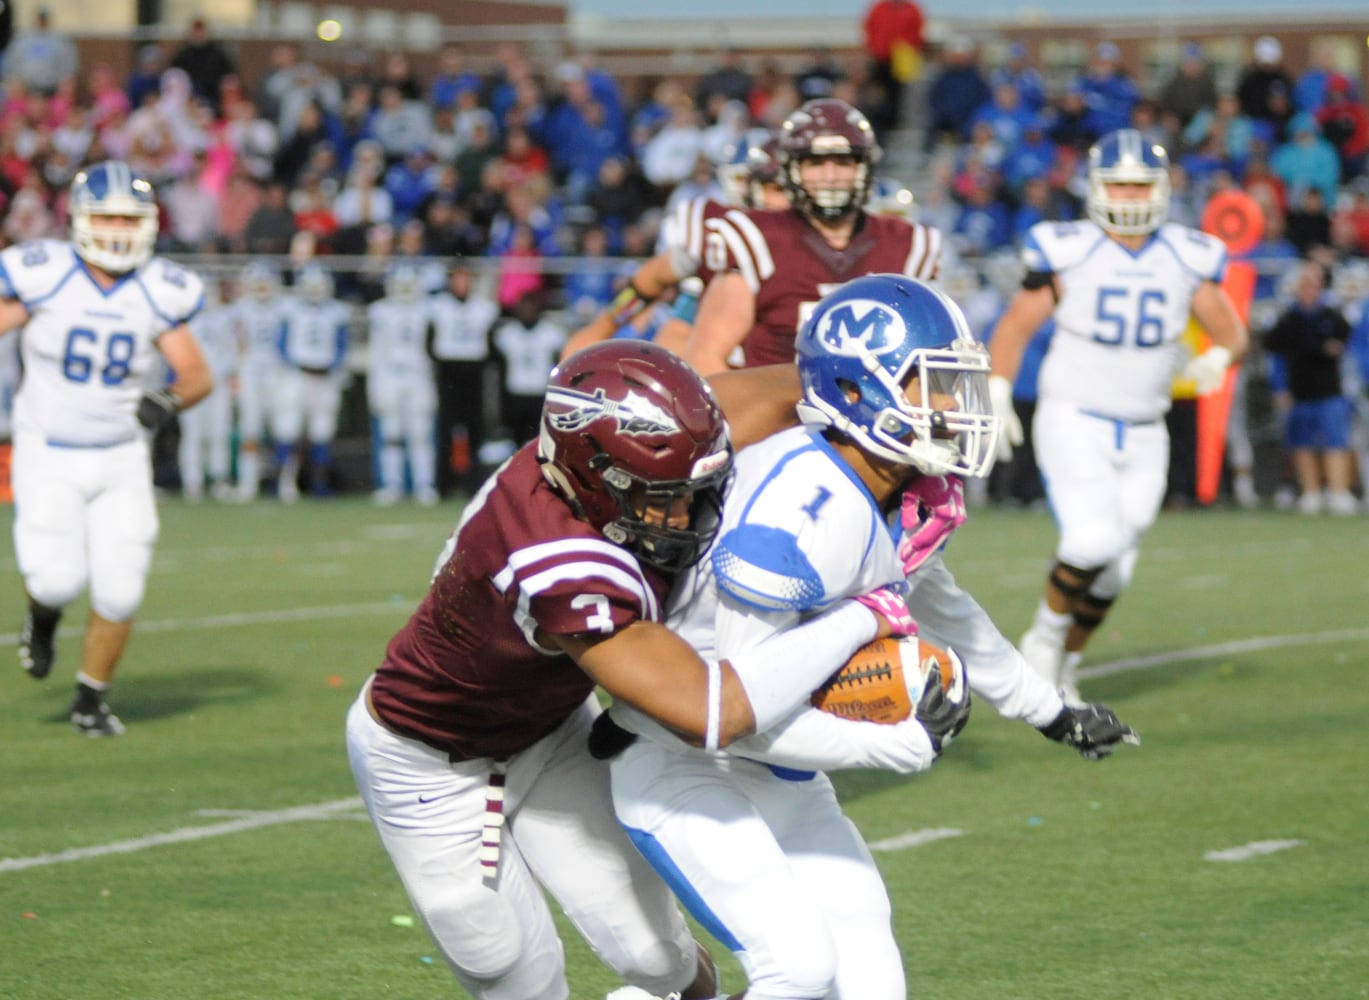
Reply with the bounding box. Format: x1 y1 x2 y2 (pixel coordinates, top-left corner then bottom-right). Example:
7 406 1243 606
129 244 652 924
665 198 942 368
369 444 672 762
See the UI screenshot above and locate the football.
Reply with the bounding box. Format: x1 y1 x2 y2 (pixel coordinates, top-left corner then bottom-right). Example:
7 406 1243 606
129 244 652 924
811 635 964 725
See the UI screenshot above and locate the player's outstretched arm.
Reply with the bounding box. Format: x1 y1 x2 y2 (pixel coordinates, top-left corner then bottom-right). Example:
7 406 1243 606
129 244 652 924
706 363 801 451
684 273 753 376
562 597 906 750
560 251 686 361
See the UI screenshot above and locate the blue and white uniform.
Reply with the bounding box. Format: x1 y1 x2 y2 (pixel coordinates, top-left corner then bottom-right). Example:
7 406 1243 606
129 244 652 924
178 293 236 500
1023 218 1225 575
275 292 350 448
366 294 437 501
611 426 926 1000
1 238 202 619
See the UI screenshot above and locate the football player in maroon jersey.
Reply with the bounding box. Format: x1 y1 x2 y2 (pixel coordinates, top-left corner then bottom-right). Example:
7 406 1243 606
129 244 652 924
683 97 942 373
346 342 910 1000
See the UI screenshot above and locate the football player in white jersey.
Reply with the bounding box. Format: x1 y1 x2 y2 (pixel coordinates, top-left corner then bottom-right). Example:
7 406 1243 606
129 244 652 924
274 263 351 502
986 129 1249 704
178 276 237 502
1 160 213 736
604 274 1141 1000
366 262 439 506
227 260 289 501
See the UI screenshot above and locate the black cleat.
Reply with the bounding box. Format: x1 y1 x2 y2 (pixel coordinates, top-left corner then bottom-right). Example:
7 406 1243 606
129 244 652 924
70 691 126 738
18 606 60 680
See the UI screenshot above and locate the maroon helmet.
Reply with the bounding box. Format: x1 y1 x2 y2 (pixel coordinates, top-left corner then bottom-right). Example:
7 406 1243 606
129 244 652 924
743 137 783 207
538 341 732 572
778 98 881 223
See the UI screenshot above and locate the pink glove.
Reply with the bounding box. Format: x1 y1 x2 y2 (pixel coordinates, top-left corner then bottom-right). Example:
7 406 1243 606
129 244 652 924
854 586 918 638
897 475 966 576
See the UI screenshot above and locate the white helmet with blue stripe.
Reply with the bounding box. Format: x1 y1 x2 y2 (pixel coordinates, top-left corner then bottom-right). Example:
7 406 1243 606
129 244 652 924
70 160 160 273
796 273 999 478
1086 128 1171 236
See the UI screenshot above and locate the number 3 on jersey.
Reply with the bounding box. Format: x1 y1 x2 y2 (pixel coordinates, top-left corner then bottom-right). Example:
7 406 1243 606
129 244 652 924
63 328 136 385
1093 287 1167 348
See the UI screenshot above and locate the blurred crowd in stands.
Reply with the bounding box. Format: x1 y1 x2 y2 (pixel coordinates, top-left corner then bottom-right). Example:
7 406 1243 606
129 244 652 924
3 6 1369 508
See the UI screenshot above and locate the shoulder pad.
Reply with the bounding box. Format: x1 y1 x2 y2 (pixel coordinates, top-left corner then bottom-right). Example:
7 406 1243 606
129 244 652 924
712 523 825 613
143 258 205 326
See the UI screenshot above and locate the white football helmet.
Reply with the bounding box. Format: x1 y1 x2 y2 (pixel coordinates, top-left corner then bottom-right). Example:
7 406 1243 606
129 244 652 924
1086 129 1171 236
295 264 334 304
384 263 425 303
69 161 159 274
241 260 280 302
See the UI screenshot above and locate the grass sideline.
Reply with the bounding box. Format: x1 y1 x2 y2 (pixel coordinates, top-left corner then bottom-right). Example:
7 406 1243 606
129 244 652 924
2 498 1367 999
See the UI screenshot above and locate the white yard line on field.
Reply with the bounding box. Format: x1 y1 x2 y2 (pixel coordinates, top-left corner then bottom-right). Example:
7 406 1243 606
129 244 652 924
5 624 1354 874
0 601 411 646
1204 839 1307 862
0 799 368 873
1077 627 1369 680
868 828 966 852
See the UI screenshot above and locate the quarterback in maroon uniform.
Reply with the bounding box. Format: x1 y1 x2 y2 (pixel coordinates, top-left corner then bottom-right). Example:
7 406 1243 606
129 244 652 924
683 98 942 372
346 343 905 1000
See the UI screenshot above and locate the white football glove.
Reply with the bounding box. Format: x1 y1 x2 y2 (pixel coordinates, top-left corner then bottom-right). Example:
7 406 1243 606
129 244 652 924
1182 345 1233 395
988 375 1023 463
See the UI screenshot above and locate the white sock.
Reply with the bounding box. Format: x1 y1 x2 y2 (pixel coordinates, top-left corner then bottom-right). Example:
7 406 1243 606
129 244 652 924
1031 602 1072 643
76 671 108 691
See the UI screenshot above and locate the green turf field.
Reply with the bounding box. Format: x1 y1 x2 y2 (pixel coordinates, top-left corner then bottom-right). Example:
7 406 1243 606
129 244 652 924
2 498 1366 999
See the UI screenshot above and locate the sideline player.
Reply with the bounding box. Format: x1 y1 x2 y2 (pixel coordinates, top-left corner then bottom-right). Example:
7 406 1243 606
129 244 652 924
366 262 439 505
345 342 913 1000
226 260 288 501
987 129 1248 703
177 276 236 502
3 160 212 735
274 263 351 502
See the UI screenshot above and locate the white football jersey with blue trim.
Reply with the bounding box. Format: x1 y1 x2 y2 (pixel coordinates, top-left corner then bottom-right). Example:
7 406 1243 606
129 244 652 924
366 297 434 385
0 239 202 446
279 295 350 372
1023 220 1226 422
615 426 905 748
228 297 289 376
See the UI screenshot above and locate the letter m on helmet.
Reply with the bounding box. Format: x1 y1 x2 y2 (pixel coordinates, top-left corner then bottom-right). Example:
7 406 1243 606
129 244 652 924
817 302 903 356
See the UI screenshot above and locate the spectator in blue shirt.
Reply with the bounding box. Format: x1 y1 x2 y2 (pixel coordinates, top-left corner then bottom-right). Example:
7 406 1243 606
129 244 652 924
431 44 481 111
926 35 992 150
990 43 1046 113
1078 42 1139 138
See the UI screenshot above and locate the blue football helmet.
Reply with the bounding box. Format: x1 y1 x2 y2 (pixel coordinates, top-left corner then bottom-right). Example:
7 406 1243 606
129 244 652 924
69 161 159 273
1086 129 1171 236
796 274 999 478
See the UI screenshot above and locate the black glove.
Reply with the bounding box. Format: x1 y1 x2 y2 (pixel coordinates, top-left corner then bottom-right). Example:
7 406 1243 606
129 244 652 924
916 669 971 756
1039 703 1140 760
136 388 180 432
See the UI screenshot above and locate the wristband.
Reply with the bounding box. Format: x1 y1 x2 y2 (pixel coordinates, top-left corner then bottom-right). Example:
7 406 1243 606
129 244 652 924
608 281 652 327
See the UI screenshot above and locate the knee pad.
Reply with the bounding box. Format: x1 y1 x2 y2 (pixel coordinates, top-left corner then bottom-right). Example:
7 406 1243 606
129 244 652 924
91 576 147 623
417 883 527 981
1048 560 1103 600
1059 522 1125 571
1092 549 1137 601
1071 591 1115 630
26 565 86 610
